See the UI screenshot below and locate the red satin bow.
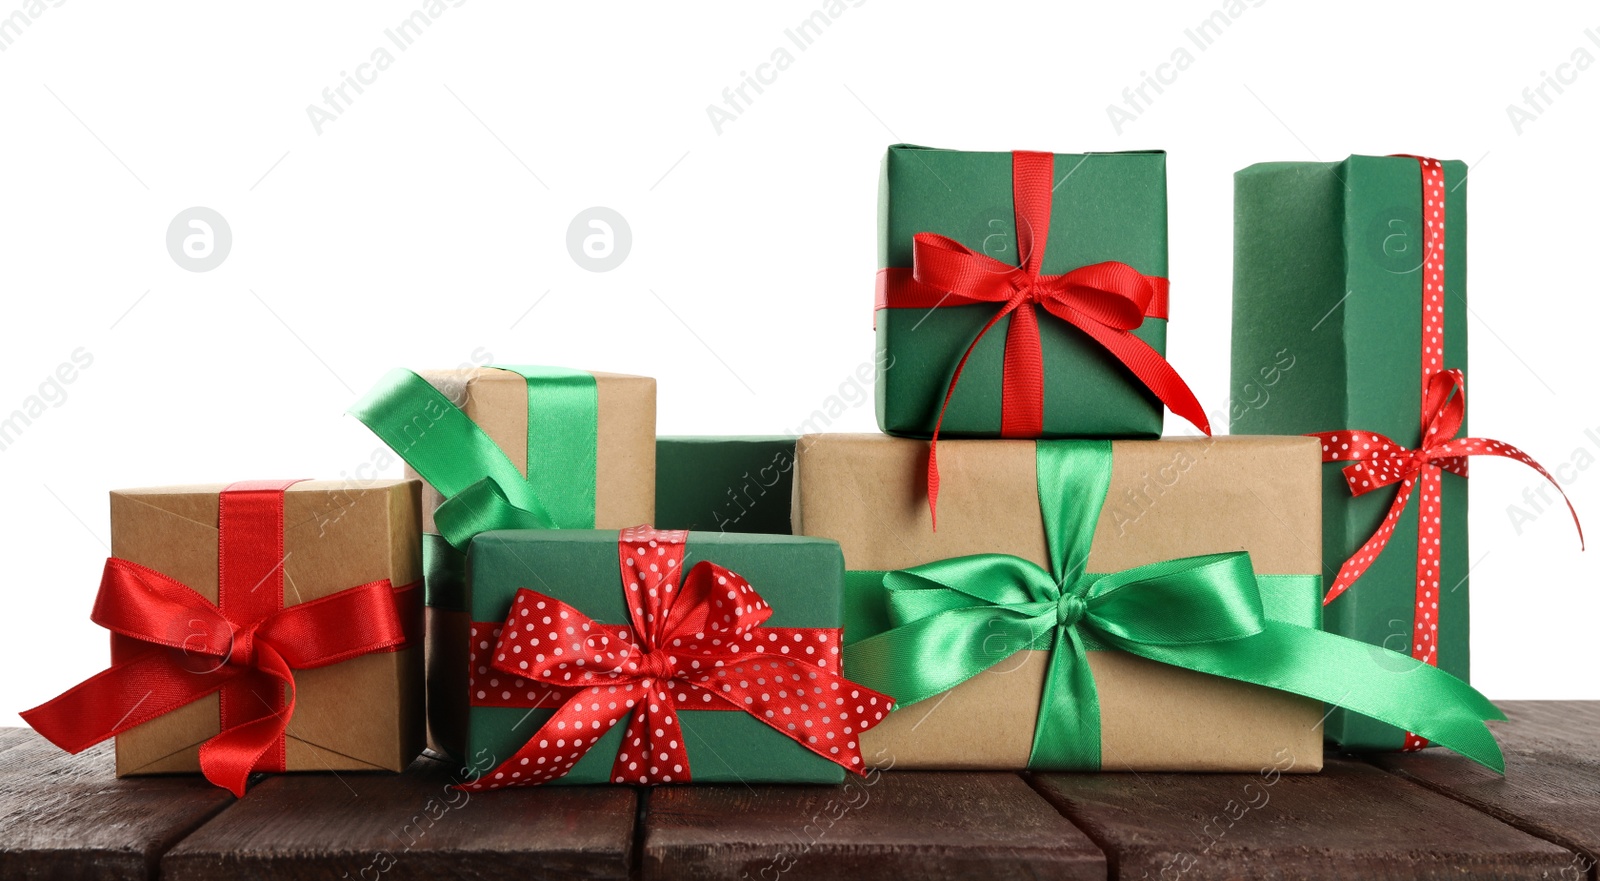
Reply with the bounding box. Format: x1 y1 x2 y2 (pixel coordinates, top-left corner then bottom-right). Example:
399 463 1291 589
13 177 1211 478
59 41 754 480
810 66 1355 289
880 150 1211 525
22 558 413 796
1313 369 1583 610
461 526 891 789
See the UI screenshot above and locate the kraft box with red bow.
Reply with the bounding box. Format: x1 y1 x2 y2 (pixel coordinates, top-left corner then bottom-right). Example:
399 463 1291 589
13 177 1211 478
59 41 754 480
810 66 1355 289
1231 155 1582 752
874 145 1211 444
454 527 891 788
22 480 425 796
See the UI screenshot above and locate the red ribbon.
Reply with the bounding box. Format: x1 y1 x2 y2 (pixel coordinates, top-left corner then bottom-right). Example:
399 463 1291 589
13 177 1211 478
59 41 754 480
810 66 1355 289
876 150 1211 525
21 481 418 796
1312 156 1583 751
460 526 891 789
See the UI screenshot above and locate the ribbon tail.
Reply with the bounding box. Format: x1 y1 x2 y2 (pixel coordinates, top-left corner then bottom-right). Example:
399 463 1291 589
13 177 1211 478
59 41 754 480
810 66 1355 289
1325 477 1417 605
1071 316 1211 436
434 477 556 550
1027 625 1101 770
461 685 631 790
927 306 1019 529
843 603 1049 710
22 650 237 755
198 645 297 797
1104 623 1506 772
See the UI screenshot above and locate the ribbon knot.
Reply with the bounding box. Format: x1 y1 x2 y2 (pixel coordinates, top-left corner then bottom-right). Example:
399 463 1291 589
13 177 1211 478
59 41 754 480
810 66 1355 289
1055 593 1087 628
635 649 677 683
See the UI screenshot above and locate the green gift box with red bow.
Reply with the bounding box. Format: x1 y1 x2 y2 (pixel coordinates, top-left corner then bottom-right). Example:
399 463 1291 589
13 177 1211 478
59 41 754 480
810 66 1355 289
456 527 890 787
874 145 1210 442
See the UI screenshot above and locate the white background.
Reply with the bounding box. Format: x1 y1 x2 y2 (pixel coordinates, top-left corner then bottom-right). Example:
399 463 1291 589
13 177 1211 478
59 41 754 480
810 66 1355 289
2 0 1596 726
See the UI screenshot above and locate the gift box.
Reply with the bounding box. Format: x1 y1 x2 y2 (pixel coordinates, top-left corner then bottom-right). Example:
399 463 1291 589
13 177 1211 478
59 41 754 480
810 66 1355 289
23 480 424 795
793 434 1508 772
655 436 797 534
455 527 889 787
349 366 655 758
1231 155 1578 751
875 145 1208 441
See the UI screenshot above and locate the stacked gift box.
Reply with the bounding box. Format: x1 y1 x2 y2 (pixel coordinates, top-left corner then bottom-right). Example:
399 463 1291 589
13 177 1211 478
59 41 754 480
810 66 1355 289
22 147 1581 794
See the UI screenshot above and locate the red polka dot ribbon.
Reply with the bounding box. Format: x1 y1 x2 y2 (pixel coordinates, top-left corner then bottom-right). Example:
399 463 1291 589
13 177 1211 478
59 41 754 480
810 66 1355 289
460 526 891 789
1312 156 1584 752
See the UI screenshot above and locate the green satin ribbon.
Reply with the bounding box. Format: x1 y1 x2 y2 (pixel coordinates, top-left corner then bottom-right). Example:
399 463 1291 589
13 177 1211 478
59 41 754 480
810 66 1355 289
348 366 598 554
841 440 1507 771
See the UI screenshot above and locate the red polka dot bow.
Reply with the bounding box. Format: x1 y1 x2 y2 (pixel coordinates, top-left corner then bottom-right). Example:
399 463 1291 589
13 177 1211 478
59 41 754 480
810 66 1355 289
461 526 891 789
1312 369 1582 612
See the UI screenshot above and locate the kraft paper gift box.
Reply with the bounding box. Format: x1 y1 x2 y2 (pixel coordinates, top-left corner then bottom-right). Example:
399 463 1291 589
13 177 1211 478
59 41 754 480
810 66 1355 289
349 366 655 758
1231 155 1579 752
875 145 1208 440
455 528 889 787
795 433 1328 771
655 436 798 534
24 480 425 790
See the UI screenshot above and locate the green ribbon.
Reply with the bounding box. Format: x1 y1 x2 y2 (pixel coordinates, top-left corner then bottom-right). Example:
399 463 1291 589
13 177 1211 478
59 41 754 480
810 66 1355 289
348 365 599 554
842 440 1507 771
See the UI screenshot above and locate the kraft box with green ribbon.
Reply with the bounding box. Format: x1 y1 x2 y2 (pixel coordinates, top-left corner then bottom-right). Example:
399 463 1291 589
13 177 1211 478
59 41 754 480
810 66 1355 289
794 434 1506 772
1231 156 1582 752
875 146 1210 443
349 366 655 758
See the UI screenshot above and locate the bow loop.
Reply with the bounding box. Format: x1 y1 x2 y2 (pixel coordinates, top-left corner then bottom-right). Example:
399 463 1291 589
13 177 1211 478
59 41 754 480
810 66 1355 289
1036 261 1155 331
488 589 641 686
671 561 773 645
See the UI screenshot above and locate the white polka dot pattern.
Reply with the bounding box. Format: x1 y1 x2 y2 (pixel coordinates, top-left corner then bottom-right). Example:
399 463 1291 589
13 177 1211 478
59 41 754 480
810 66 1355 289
457 526 893 790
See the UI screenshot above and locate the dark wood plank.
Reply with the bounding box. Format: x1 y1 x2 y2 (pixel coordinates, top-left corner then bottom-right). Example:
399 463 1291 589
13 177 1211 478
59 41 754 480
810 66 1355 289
643 771 1104 881
161 752 637 881
1371 700 1600 881
0 730 235 881
1032 756 1577 880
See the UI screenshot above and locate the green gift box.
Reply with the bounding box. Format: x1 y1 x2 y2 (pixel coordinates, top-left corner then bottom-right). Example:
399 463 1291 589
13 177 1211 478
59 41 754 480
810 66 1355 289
655 436 797 534
460 529 865 785
1230 155 1472 751
875 145 1206 439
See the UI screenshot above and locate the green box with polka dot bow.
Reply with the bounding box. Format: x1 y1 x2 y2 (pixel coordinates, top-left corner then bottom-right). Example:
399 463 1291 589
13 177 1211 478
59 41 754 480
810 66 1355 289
460 529 851 784
1230 155 1471 753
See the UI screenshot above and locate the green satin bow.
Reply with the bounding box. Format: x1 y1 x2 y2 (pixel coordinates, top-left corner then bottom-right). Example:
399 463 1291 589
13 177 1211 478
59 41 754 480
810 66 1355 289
842 440 1507 771
348 366 598 550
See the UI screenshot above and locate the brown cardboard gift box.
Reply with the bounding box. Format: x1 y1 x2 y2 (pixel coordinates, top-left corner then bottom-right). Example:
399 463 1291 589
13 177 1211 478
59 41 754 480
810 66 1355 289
412 368 655 757
793 434 1326 772
109 479 424 776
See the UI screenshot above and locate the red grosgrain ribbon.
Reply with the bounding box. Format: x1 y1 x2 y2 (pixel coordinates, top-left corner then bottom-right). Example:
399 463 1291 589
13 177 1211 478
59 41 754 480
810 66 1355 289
1312 156 1583 751
21 481 417 797
876 151 1210 526
460 526 891 789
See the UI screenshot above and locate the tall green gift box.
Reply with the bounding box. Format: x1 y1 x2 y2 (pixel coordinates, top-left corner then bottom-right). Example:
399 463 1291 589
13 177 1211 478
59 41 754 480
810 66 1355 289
875 145 1181 439
1230 155 1470 751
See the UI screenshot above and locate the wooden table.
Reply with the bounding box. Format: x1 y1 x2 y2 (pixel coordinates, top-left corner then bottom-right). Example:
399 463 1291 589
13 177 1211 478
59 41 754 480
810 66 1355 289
2 701 1595 880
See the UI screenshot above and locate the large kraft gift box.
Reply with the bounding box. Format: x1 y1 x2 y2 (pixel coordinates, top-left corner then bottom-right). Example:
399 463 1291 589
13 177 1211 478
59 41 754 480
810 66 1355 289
350 367 655 759
794 433 1327 772
655 436 797 534
1231 156 1577 753
455 528 888 787
109 480 424 777
876 145 1206 439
